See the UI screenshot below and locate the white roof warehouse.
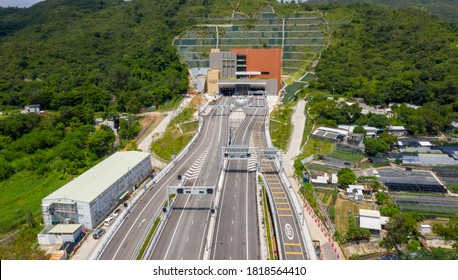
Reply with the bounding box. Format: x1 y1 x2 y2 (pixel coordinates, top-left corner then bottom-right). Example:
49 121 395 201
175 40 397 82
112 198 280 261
41 151 152 229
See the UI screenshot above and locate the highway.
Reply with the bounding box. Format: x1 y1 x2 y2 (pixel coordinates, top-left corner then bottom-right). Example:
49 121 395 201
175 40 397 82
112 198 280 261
98 95 310 260
211 102 264 260
148 97 230 260
98 97 229 260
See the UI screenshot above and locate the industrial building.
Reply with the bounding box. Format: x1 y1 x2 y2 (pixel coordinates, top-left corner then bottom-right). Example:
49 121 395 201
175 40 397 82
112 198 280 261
41 151 152 230
207 48 282 96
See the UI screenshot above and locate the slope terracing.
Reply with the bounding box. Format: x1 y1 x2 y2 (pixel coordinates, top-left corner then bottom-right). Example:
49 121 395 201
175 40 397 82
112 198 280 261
173 10 326 78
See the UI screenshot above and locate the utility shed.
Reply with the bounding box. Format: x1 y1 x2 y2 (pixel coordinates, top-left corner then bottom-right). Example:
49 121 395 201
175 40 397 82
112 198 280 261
38 224 83 245
41 152 152 229
359 209 388 235
419 224 432 234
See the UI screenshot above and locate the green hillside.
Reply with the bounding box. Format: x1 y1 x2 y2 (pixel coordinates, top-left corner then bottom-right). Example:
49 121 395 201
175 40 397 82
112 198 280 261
307 0 458 24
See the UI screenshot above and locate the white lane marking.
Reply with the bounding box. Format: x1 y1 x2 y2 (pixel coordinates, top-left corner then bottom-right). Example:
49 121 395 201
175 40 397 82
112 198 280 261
285 224 294 240
138 218 146 227
232 220 234 225
111 99 219 259
164 195 192 259
245 171 249 260
231 236 233 242
192 220 194 225
186 236 189 243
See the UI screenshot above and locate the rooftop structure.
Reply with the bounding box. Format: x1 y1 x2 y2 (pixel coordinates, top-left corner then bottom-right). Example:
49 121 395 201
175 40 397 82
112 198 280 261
358 209 388 235
312 127 348 143
310 171 337 185
44 152 150 203
42 151 152 229
38 224 83 245
347 185 364 201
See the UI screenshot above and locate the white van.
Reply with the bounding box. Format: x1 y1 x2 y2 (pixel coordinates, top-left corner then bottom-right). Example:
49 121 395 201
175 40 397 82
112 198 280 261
104 216 115 227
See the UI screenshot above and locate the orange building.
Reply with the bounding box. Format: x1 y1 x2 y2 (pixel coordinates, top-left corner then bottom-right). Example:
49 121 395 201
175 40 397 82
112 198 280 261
230 48 282 92
207 48 282 96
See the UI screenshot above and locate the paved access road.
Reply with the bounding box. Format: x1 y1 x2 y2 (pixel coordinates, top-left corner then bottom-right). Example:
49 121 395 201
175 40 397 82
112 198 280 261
98 98 229 260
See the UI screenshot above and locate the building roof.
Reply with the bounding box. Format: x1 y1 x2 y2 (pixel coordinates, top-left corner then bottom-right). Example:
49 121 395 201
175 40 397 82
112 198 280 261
317 127 349 135
418 154 457 165
360 209 380 218
388 125 406 131
418 141 433 147
189 67 209 77
48 224 82 234
43 152 150 204
359 209 382 230
338 125 377 133
360 216 382 231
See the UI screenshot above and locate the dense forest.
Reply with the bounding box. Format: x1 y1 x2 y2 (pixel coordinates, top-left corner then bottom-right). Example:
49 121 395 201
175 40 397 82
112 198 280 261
308 0 458 24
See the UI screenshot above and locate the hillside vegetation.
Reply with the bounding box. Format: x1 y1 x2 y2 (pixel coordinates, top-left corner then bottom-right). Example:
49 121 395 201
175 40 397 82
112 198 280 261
309 4 458 134
308 0 458 24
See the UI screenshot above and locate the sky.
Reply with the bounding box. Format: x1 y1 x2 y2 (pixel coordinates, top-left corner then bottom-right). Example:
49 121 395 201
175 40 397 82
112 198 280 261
0 0 45 8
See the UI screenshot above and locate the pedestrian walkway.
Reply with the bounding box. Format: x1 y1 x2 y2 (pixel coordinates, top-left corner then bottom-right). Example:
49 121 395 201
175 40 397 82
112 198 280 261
137 97 192 154
280 99 344 259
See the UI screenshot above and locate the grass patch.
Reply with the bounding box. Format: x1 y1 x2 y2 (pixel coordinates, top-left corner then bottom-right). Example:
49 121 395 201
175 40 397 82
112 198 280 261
446 184 458 193
0 171 69 234
269 104 294 151
262 186 276 260
327 148 363 163
136 217 161 260
151 107 198 161
0 227 48 260
334 196 372 234
282 82 305 104
306 163 339 173
303 138 334 158
372 161 391 168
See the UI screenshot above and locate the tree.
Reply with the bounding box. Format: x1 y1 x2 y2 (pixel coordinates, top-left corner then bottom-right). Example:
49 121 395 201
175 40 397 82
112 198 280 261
380 204 400 218
346 215 371 242
364 138 390 157
433 218 458 247
375 192 390 205
87 125 115 158
353 125 367 135
380 213 419 250
337 168 356 187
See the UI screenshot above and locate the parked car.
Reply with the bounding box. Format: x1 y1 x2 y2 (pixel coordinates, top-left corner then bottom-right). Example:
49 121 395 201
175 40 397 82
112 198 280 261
93 228 105 239
113 208 122 218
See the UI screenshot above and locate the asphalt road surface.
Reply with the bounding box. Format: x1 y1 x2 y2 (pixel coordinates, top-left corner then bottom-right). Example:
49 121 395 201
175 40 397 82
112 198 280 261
148 97 230 260
98 97 229 260
211 104 264 260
